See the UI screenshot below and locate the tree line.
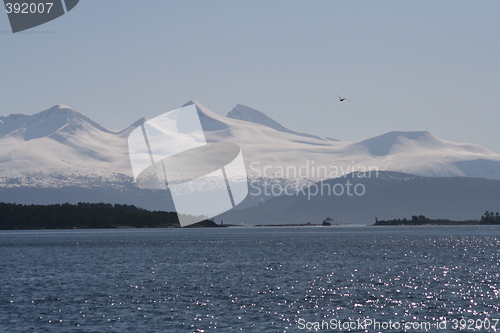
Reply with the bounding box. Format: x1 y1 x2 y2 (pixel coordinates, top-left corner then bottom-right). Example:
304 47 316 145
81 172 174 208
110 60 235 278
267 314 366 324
480 211 500 224
0 202 219 229
375 211 500 225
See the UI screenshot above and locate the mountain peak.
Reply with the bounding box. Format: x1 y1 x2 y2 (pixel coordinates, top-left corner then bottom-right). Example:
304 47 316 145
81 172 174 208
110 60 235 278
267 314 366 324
35 105 80 121
356 131 438 156
118 117 149 136
48 104 74 111
130 117 149 128
182 100 207 109
178 100 228 132
0 105 111 141
227 104 287 131
38 104 83 117
227 104 339 142
182 100 195 107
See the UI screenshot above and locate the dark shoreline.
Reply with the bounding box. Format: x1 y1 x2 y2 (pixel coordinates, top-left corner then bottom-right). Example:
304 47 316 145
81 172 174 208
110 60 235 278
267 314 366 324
373 214 500 226
2 203 500 229
0 202 223 229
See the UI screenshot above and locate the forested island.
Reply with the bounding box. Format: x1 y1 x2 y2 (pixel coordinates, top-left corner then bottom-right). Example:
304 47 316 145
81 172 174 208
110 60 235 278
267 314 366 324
0 202 221 229
374 212 500 226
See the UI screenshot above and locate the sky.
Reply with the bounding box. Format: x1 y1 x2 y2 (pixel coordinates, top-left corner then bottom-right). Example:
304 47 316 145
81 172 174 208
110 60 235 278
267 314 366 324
1 0 499 152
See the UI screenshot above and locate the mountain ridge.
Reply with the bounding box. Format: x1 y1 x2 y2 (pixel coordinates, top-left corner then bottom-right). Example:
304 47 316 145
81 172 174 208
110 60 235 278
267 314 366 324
1 102 500 188
226 104 339 142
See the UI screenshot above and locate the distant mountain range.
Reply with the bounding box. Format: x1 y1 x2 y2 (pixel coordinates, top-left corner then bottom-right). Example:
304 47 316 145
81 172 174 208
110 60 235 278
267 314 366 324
1 101 500 224
2 101 500 187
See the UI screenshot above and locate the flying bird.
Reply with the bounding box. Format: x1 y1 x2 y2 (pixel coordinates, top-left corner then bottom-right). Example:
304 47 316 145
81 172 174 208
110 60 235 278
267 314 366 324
336 95 351 102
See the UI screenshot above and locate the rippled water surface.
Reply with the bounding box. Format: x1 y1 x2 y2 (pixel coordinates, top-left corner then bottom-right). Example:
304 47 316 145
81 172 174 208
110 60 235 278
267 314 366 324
1 226 500 332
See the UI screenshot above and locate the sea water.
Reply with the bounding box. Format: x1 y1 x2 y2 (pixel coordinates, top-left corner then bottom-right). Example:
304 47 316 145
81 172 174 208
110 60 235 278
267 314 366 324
1 226 499 332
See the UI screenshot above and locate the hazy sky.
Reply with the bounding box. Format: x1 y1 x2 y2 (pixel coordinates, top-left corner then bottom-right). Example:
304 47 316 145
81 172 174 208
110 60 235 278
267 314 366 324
1 1 499 152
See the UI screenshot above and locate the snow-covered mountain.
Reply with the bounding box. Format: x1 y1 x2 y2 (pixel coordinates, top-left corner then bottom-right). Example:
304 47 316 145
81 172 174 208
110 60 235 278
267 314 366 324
0 105 133 187
188 101 500 181
226 104 339 142
1 101 500 189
